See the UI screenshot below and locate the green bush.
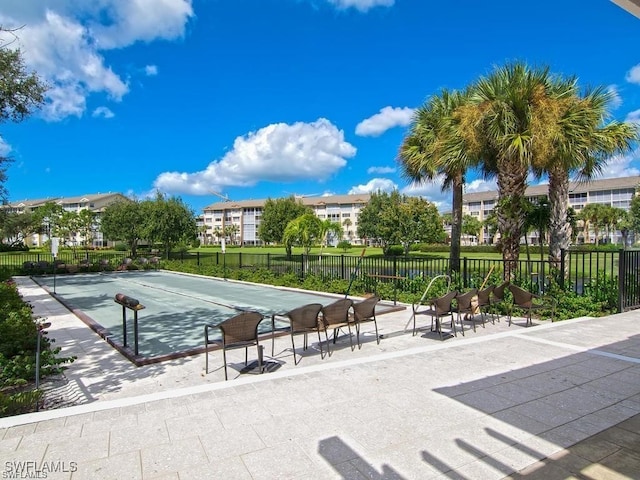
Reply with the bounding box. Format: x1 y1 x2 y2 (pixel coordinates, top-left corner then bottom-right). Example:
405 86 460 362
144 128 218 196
0 281 75 417
114 242 128 251
386 245 405 256
337 240 352 252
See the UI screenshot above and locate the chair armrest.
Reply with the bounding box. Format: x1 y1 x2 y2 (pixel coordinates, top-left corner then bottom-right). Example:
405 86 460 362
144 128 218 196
204 324 221 343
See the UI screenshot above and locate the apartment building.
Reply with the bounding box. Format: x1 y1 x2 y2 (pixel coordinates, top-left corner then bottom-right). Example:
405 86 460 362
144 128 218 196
201 194 371 246
5 192 129 248
462 176 640 245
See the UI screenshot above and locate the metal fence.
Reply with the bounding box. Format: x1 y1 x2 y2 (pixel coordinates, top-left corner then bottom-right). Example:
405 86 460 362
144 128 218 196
4 248 636 312
167 249 634 310
0 251 130 275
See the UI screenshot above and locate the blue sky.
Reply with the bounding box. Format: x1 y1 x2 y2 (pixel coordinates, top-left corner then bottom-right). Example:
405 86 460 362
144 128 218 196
1 0 639 214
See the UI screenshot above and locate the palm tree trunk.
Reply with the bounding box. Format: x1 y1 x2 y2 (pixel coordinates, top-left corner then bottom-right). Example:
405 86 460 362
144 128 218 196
497 160 527 280
450 174 463 273
548 166 571 277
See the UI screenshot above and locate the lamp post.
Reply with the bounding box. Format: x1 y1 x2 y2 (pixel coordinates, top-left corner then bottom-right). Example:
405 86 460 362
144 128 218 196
35 320 52 411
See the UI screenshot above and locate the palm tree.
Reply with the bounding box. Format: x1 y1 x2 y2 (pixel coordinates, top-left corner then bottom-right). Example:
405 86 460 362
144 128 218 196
537 84 638 272
460 62 561 280
398 88 476 273
318 219 343 255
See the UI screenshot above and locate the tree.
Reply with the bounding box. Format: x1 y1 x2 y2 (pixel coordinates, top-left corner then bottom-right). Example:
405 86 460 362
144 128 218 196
357 191 444 255
76 209 98 252
629 194 640 243
0 211 40 248
461 215 482 245
101 199 145 257
398 88 476 272
342 217 354 241
460 62 562 279
483 213 498 245
397 196 445 254
143 193 197 257
56 210 83 256
0 29 48 202
258 196 311 256
537 84 638 273
578 203 608 245
32 201 64 246
522 197 550 275
282 213 322 255
318 219 343 254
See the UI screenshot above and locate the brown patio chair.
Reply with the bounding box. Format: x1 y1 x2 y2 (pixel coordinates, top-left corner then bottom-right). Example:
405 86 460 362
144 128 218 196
281 303 324 364
204 311 265 380
454 288 478 334
412 290 458 340
320 298 355 356
351 295 381 347
508 284 557 327
475 285 495 324
490 281 510 322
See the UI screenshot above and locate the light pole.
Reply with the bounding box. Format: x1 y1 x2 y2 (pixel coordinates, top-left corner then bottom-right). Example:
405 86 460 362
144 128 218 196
35 320 52 411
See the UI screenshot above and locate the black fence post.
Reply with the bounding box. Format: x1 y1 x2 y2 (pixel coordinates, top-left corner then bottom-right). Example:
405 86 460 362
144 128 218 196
559 249 565 290
267 253 271 270
239 252 243 269
197 251 200 266
463 257 468 288
618 249 625 313
341 255 345 281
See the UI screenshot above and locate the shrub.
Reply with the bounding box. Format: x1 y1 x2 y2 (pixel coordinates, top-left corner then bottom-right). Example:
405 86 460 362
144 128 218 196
114 242 128 251
385 245 405 256
337 240 352 252
0 281 75 416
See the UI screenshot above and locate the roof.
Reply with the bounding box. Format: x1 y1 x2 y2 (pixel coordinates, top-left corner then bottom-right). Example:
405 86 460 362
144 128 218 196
463 176 640 204
613 0 640 19
203 193 372 211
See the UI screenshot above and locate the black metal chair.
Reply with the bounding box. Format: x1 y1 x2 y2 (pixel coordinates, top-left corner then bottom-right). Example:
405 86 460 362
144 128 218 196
204 311 265 380
412 290 458 340
490 281 510 322
508 284 557 327
454 288 478 334
351 296 381 347
320 298 355 356
280 303 324 364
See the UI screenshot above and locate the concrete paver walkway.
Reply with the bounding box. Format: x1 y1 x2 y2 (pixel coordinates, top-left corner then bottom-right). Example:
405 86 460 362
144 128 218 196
1 277 639 479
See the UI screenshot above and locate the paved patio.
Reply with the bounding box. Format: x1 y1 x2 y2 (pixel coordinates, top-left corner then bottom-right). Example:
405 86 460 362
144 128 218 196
1 276 639 479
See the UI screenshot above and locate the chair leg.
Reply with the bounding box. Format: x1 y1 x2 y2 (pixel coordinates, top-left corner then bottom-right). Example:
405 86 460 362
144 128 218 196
324 329 332 357
291 332 298 365
222 348 228 381
347 323 354 351
374 320 380 344
317 330 325 359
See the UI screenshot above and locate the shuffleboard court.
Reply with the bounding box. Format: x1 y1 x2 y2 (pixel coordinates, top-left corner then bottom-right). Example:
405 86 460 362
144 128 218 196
32 270 402 365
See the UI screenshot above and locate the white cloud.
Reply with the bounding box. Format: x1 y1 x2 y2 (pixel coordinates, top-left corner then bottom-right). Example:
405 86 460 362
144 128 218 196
596 148 640 179
92 106 115 118
464 178 497 193
327 0 394 12
348 178 397 194
355 106 415 137
0 137 11 156
367 166 396 174
145 65 158 76
626 63 640 84
401 177 450 211
154 118 356 195
626 109 640 124
0 1 193 120
607 85 622 109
